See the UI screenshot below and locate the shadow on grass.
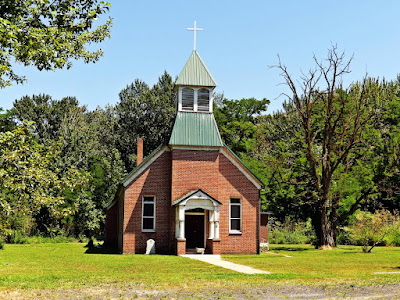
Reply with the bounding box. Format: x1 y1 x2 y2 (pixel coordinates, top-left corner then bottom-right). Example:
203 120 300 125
85 246 120 255
270 246 311 252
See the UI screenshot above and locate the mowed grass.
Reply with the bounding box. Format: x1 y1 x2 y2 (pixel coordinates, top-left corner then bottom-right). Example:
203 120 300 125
225 244 400 285
0 243 399 291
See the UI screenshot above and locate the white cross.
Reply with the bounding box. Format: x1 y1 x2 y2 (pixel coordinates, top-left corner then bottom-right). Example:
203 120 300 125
187 21 203 51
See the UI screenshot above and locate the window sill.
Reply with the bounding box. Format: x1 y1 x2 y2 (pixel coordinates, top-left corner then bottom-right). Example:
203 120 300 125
229 231 242 235
142 230 155 233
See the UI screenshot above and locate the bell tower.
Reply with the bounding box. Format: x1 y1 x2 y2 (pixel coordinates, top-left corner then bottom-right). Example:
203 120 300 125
175 21 217 114
168 22 222 148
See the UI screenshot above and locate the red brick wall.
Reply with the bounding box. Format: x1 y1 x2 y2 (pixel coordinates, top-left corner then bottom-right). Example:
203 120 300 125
123 150 172 254
218 153 259 254
117 147 260 255
170 149 260 255
170 150 220 251
105 201 118 247
260 214 269 243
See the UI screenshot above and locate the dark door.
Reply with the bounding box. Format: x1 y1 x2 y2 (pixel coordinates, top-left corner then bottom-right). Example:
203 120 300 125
185 214 204 249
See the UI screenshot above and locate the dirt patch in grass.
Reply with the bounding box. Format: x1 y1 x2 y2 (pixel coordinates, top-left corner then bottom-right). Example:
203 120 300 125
1 283 400 299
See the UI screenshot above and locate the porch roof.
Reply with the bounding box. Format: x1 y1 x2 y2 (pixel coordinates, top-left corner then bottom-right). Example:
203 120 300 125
172 189 222 206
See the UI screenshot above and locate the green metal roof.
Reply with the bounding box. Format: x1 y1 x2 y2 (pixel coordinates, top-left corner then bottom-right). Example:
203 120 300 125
175 50 217 87
168 112 223 146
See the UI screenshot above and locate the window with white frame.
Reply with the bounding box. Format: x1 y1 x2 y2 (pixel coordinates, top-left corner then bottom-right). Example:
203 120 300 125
181 88 194 111
197 88 210 112
142 196 155 232
230 198 241 233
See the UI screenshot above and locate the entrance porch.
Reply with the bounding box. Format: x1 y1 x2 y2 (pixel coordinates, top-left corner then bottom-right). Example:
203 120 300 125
173 189 222 255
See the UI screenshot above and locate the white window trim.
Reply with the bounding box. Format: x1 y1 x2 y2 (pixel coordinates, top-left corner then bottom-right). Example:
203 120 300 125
180 87 195 112
193 88 198 112
209 88 213 113
142 195 156 232
197 88 210 112
178 86 214 113
229 197 242 234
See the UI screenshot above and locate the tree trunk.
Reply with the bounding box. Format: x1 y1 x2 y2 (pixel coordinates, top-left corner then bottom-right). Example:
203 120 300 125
330 196 340 247
318 202 335 249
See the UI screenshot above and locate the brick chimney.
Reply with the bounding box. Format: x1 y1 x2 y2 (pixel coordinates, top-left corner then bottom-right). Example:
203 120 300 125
137 137 143 166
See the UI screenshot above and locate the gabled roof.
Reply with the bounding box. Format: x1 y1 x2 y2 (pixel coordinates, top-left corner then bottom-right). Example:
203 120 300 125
220 144 265 189
168 111 223 147
120 144 168 188
172 189 222 206
175 50 217 87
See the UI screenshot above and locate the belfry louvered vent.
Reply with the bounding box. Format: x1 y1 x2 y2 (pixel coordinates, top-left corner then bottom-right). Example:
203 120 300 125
197 88 209 112
182 88 194 111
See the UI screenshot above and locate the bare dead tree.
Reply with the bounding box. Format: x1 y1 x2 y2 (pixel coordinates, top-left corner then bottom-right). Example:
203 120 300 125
270 45 386 248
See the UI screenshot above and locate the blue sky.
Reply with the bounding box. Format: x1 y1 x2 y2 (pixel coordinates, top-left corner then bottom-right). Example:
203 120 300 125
1 0 399 113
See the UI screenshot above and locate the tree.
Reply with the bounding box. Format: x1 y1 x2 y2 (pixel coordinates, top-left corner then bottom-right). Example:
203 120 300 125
0 0 112 88
56 106 125 237
214 97 269 154
270 46 400 248
350 210 400 253
10 96 126 237
115 71 176 170
0 107 15 132
13 94 79 143
0 123 88 238
255 104 308 219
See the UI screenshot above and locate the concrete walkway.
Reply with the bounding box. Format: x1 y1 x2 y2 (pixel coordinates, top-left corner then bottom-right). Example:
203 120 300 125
181 254 270 274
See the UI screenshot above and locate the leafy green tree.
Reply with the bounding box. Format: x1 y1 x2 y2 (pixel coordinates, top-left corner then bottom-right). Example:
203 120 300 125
56 106 125 237
11 96 125 237
0 0 112 88
255 104 308 219
13 94 79 143
0 107 15 132
0 123 88 238
214 97 269 154
115 71 176 170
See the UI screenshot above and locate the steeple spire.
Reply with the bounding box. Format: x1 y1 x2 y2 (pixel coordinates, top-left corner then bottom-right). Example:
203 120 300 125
175 23 216 114
186 21 203 51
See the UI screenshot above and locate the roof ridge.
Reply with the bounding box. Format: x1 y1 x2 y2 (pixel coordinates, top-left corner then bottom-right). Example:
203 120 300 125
192 50 217 86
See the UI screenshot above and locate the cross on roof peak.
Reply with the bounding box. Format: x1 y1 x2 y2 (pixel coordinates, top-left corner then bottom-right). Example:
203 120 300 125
186 21 203 51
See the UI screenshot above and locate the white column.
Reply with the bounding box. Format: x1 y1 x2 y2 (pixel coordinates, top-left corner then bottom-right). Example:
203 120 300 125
179 221 185 239
175 207 179 238
209 210 214 239
193 88 198 112
178 205 185 239
214 221 220 239
214 206 220 239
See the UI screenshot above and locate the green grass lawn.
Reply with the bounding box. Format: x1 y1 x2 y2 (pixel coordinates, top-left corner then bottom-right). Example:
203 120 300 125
0 243 399 292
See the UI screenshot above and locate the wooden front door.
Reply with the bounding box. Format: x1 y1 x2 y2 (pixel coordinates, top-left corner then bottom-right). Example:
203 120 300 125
185 214 205 249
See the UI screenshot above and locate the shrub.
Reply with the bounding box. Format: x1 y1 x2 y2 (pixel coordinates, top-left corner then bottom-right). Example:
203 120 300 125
269 217 315 244
0 238 4 250
27 235 75 244
337 227 353 245
4 231 77 244
385 230 400 247
6 231 29 244
349 209 400 253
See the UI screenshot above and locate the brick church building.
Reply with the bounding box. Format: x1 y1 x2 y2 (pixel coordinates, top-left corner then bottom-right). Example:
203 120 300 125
104 49 264 255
